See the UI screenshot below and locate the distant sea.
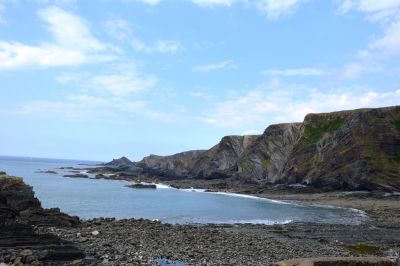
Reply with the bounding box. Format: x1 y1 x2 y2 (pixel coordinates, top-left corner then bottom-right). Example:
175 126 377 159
0 155 367 225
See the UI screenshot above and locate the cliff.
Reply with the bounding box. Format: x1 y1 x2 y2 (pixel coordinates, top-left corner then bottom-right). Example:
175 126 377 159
104 105 400 192
281 106 400 191
139 150 206 170
104 156 135 166
235 123 302 182
0 172 84 261
189 135 260 179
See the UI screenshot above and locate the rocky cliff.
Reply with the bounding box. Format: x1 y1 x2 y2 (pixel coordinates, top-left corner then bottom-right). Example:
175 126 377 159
104 105 400 192
235 123 302 182
0 172 84 262
281 106 400 191
104 156 135 166
139 150 206 170
189 135 260 179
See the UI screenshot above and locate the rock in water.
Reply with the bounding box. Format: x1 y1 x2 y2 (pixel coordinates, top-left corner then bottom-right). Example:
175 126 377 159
124 183 157 189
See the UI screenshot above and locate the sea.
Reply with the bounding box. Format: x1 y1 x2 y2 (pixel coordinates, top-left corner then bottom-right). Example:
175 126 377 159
0 155 367 225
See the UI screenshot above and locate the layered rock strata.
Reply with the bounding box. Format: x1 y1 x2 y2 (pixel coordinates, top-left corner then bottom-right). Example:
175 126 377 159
96 105 400 192
0 172 84 263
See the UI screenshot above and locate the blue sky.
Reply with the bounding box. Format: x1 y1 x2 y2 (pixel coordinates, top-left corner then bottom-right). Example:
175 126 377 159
0 0 399 161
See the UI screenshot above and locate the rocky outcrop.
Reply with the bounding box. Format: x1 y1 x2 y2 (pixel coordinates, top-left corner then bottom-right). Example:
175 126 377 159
104 156 134 166
63 173 89 178
281 106 400 191
185 106 400 191
235 123 302 182
96 105 400 192
189 135 260 179
124 183 157 189
0 172 84 262
140 150 206 170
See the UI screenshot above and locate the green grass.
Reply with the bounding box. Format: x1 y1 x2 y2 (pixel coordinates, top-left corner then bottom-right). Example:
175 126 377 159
388 153 400 163
263 159 271 169
302 119 346 147
391 119 400 133
347 244 381 254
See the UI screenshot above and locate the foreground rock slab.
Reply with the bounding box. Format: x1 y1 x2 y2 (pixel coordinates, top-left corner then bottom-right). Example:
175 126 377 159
0 172 84 264
273 257 396 266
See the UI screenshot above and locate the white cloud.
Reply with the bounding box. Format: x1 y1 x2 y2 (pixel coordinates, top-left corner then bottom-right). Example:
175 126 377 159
335 0 400 56
338 62 366 79
132 38 185 53
242 129 259 135
104 18 132 41
189 0 235 7
35 0 77 8
190 92 205 97
254 0 309 19
0 6 115 70
201 84 400 128
0 1 7 25
0 41 87 68
37 6 105 52
263 67 325 76
122 0 162 5
369 19 400 57
0 95 147 123
57 65 157 96
193 60 234 72
155 40 186 53
336 0 400 14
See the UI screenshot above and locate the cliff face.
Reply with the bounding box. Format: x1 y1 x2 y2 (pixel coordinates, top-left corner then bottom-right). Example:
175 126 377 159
140 150 206 170
281 106 400 191
105 156 135 166
235 123 302 182
189 135 260 178
0 172 84 261
109 105 400 191
0 172 81 227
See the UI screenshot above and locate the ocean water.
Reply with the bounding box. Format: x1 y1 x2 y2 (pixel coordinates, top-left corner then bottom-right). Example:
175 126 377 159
0 155 366 225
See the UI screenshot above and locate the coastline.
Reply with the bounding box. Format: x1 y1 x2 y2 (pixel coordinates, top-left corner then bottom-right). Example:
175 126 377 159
2 169 400 266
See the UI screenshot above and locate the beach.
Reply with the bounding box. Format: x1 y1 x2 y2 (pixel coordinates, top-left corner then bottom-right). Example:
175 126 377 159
1 161 400 265
28 188 400 266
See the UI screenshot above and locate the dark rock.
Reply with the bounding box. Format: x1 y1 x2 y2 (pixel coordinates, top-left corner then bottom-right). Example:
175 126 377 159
35 170 58 174
104 156 135 166
63 174 89 178
0 173 84 263
124 183 157 189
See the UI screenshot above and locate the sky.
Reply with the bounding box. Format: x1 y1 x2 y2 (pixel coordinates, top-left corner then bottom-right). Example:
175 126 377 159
0 0 399 161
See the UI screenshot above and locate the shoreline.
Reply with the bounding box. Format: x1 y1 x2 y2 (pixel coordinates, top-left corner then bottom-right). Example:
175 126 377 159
60 169 400 228
1 171 400 265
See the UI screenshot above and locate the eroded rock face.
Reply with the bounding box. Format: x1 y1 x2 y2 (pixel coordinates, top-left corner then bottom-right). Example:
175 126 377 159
188 106 400 191
235 123 302 183
0 172 84 262
140 150 206 170
189 135 261 179
104 156 134 166
100 105 400 192
281 106 400 191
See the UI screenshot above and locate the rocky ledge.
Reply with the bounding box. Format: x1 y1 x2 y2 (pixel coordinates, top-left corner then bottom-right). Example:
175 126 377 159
0 172 84 264
124 183 157 189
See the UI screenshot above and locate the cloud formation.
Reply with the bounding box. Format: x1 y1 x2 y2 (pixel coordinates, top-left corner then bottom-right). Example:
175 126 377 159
0 6 115 70
202 85 400 128
57 64 157 96
193 60 234 72
132 38 185 53
263 67 325 76
189 0 236 7
254 0 309 19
